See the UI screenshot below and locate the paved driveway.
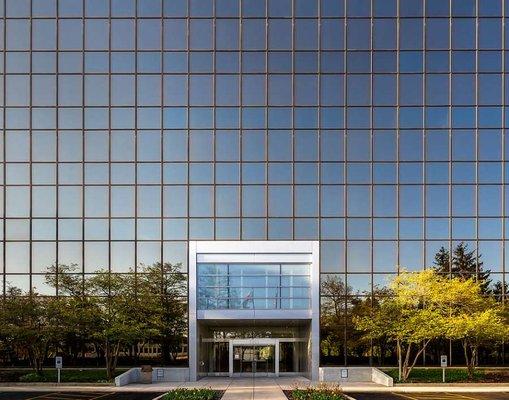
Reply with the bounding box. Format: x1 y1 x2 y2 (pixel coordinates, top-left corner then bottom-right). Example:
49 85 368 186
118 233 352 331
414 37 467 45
350 393 509 400
0 392 163 400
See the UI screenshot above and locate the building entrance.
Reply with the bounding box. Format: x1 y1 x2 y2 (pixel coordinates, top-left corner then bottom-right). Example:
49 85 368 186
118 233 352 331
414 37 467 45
233 345 275 376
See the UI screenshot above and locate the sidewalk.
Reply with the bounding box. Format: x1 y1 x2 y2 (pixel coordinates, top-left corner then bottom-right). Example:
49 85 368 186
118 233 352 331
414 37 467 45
1 377 508 394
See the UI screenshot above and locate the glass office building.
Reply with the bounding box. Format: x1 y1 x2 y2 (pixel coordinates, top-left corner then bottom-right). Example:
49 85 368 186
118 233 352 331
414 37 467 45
0 0 508 372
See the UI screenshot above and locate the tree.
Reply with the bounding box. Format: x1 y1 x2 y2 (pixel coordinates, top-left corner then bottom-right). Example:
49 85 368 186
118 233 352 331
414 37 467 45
320 275 351 363
137 263 187 364
88 272 157 380
0 287 64 374
354 270 449 382
443 278 509 379
433 246 450 273
45 264 101 365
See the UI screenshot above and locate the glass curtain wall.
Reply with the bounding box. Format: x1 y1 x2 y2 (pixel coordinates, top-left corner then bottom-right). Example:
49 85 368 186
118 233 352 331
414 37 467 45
0 0 507 366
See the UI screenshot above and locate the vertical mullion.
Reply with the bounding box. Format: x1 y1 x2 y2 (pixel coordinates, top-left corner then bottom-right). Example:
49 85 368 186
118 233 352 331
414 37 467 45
291 3 295 242
422 0 427 274
1 0 4 298
185 5 190 244
160 0 164 268
368 0 374 368
55 0 60 295
317 0 322 355
107 0 112 277
343 0 348 367
212 1 216 240
447 1 453 276
264 2 269 240
134 0 138 281
396 0 401 274
81 0 85 291
28 0 33 294
502 0 507 307
475 0 479 281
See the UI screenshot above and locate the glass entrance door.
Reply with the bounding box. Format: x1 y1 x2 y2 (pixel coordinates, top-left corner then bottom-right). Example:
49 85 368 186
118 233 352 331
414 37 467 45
233 345 275 375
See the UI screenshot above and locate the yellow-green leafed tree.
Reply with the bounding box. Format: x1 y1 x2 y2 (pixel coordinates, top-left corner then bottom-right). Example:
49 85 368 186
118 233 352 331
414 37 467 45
444 291 508 379
354 270 449 382
354 269 509 382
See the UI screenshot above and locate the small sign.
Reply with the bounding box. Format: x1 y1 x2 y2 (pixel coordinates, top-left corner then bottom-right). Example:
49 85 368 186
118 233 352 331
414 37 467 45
440 355 447 368
340 369 348 379
156 369 164 379
234 354 240 360
55 356 63 369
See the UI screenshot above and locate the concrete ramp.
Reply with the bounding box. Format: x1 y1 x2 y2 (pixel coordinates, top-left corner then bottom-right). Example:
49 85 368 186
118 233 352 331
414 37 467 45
319 367 394 387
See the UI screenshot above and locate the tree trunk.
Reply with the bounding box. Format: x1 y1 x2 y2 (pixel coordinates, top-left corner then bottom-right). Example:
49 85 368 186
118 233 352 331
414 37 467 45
401 340 430 382
397 339 402 382
462 340 477 380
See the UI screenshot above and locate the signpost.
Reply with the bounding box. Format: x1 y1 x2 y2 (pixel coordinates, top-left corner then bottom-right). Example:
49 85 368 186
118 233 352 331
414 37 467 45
55 356 63 383
440 355 447 383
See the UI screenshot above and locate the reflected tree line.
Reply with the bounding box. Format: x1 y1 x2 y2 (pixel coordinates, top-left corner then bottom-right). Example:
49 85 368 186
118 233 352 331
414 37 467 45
0 263 187 380
320 242 508 368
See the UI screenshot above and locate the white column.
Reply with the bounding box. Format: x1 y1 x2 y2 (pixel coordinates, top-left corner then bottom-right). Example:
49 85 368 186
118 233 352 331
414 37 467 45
229 340 234 377
188 241 198 381
311 241 320 381
275 340 279 377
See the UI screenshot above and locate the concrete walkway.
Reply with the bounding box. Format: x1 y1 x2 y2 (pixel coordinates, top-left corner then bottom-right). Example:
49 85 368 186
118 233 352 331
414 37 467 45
222 378 286 400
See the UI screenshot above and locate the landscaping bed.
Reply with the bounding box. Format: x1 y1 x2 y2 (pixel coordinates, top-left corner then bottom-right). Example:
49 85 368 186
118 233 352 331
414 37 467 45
161 388 223 400
0 368 127 383
284 387 347 400
384 368 509 383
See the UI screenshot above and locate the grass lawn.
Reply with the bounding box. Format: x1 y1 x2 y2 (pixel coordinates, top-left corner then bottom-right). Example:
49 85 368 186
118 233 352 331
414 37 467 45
284 387 347 400
161 389 223 400
0 368 127 383
384 368 509 383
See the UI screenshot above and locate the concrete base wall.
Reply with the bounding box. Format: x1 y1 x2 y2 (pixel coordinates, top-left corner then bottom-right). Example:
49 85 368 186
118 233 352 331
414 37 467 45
115 367 190 386
319 367 393 387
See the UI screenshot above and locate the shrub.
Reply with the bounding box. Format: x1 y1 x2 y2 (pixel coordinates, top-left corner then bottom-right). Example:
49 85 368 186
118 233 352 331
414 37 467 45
162 388 221 400
290 386 346 400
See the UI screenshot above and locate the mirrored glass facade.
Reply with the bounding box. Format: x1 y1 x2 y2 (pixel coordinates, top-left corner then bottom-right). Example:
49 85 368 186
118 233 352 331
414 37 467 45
0 0 508 366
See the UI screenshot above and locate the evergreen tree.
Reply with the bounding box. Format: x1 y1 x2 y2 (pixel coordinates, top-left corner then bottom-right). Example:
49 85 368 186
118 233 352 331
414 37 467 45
434 243 491 294
452 242 491 293
433 246 450 274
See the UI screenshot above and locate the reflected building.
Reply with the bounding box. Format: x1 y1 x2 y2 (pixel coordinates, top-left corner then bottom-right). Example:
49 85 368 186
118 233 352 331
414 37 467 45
0 0 507 375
